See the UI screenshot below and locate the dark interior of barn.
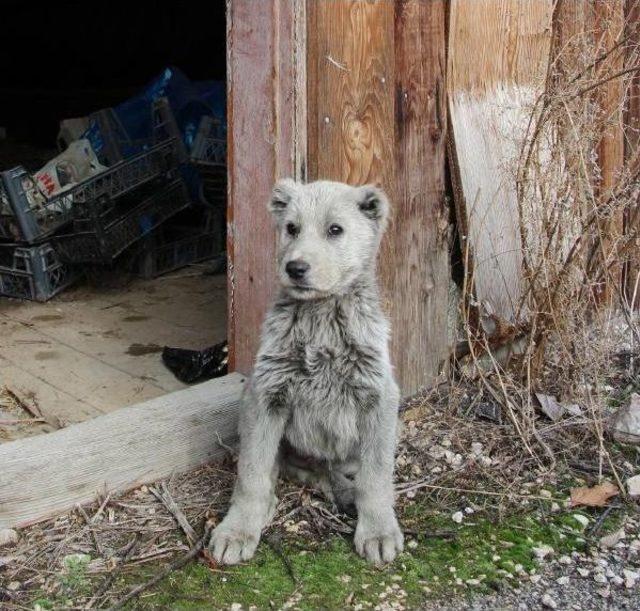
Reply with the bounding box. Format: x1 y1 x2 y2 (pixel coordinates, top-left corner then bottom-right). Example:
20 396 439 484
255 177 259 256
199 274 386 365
0 1 226 153
0 1 230 430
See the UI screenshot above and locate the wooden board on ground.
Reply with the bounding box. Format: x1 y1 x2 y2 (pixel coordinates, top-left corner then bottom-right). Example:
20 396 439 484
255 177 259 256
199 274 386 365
307 0 449 395
447 0 554 322
0 373 245 529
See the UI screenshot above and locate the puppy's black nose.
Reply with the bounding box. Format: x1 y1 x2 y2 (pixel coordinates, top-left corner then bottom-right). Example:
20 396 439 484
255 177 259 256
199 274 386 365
286 260 310 280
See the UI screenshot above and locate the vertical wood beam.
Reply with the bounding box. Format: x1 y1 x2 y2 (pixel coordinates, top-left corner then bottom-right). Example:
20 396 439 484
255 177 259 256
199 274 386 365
595 0 625 295
625 0 640 306
307 0 449 395
390 0 449 394
226 0 305 374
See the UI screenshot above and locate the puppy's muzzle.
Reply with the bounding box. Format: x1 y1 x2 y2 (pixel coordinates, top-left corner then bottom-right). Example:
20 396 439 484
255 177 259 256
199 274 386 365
285 259 310 281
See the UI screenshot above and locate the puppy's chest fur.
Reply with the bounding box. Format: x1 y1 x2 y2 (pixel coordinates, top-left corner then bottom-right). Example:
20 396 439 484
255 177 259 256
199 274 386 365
253 289 388 461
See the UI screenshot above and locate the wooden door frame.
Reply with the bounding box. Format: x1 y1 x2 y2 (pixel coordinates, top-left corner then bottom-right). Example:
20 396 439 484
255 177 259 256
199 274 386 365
226 0 307 376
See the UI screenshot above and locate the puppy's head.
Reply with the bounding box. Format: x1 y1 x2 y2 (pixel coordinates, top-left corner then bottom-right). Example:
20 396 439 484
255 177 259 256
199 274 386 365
268 179 390 300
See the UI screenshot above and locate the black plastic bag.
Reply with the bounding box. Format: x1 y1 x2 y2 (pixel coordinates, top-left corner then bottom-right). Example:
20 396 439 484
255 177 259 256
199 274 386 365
162 340 228 384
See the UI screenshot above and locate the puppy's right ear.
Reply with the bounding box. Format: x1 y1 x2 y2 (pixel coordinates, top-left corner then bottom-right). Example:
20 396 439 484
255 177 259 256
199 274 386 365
269 178 298 221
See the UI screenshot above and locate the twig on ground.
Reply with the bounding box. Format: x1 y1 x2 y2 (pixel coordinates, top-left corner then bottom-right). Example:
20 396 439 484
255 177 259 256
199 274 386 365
265 533 299 585
396 480 565 503
108 524 213 610
86 535 139 609
77 504 104 558
149 482 197 545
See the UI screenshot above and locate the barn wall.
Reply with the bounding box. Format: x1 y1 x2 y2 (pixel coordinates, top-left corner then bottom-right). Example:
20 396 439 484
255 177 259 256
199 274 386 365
228 0 449 395
306 0 449 395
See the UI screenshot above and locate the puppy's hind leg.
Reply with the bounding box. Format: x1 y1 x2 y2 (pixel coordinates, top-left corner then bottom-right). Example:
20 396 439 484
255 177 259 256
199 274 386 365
209 385 286 565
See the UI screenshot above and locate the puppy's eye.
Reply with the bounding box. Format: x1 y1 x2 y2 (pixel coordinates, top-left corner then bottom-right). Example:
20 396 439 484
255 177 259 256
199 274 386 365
286 222 299 237
327 224 344 238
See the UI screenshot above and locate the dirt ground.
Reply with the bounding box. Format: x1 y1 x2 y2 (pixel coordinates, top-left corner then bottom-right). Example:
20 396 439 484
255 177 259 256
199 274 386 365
1 381 639 610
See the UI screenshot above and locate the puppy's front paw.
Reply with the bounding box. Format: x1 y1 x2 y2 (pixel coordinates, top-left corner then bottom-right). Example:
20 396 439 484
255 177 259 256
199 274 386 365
209 523 260 565
354 513 403 565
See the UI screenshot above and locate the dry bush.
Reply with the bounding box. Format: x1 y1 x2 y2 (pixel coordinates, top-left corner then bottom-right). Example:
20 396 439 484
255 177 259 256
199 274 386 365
454 1 640 475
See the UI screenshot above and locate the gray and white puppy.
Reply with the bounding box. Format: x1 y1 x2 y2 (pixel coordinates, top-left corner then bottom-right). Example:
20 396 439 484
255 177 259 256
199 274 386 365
210 179 403 565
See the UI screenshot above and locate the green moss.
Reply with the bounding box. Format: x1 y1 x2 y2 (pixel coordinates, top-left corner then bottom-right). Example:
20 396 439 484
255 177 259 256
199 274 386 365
122 509 595 610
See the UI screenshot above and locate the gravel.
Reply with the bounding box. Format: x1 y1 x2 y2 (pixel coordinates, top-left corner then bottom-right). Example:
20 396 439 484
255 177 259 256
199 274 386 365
430 515 640 611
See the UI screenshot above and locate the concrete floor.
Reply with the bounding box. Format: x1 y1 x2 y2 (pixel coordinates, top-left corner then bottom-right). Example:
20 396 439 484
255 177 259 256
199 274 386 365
0 268 227 430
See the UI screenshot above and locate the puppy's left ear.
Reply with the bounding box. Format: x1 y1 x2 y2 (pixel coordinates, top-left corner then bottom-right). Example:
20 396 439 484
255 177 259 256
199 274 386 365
356 185 391 234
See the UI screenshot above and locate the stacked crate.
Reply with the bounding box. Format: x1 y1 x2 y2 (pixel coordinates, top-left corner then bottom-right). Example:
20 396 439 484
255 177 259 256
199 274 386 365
0 138 185 301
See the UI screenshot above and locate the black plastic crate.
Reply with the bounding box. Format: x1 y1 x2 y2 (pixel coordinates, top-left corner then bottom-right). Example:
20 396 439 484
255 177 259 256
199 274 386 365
0 243 78 302
0 138 182 244
138 228 223 279
190 116 226 167
53 178 191 264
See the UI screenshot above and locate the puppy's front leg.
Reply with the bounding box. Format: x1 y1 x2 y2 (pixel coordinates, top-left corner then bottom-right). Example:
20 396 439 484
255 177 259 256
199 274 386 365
210 386 286 564
354 383 403 565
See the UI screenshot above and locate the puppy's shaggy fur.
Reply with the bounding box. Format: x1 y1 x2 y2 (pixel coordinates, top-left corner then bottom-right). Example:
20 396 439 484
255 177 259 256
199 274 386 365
210 179 402 565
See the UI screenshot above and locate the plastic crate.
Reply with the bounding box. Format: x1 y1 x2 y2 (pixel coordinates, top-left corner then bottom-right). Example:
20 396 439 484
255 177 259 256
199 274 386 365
190 116 226 167
53 178 191 264
0 138 181 244
0 243 78 302
138 228 223 279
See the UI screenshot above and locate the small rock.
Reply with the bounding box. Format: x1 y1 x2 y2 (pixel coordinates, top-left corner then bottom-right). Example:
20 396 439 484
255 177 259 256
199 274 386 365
7 581 20 591
626 474 640 497
577 568 590 577
533 545 554 560
572 514 589 529
230 604 242 611
611 393 640 443
407 539 418 550
444 450 463 468
466 578 480 586
452 511 464 524
551 502 560 512
559 555 572 565
599 528 625 549
556 576 570 586
624 569 639 588
594 573 608 584
0 529 19 548
597 586 611 598
471 442 483 456
464 506 474 515
530 575 542 584
611 575 624 587
541 593 558 609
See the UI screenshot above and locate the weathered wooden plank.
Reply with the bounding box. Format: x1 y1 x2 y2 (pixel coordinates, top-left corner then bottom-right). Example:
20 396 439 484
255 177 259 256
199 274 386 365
447 0 554 322
307 0 394 186
386 0 449 394
596 0 625 296
226 0 304 375
625 0 640 306
307 0 448 394
0 373 245 529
